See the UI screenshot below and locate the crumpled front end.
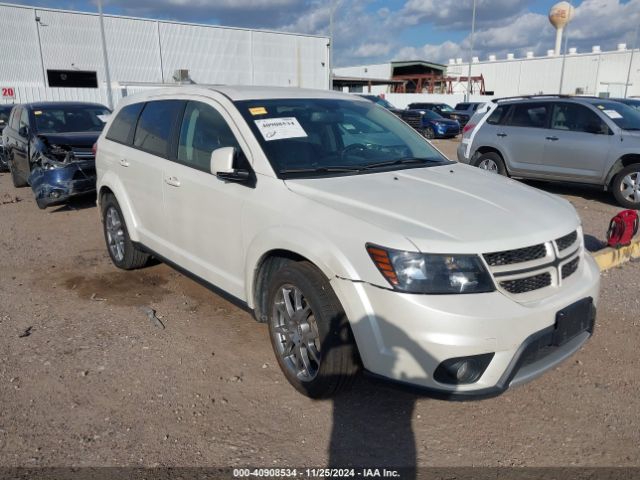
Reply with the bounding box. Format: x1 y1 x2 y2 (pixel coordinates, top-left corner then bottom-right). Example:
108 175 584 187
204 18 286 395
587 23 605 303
28 139 96 208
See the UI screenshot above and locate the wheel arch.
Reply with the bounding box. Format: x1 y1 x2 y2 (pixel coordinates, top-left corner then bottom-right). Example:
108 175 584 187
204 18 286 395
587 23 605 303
244 228 356 323
97 173 140 242
604 154 640 189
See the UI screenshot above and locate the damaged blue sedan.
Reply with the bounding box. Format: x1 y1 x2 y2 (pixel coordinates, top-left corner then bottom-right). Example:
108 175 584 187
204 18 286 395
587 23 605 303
2 102 110 209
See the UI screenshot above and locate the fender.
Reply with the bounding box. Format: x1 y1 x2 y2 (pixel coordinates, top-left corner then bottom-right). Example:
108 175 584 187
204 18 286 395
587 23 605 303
243 225 360 309
97 172 140 242
604 158 625 190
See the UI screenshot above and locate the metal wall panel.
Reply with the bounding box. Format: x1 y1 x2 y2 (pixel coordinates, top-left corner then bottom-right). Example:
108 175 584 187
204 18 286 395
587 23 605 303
0 5 44 83
159 22 253 85
104 16 163 83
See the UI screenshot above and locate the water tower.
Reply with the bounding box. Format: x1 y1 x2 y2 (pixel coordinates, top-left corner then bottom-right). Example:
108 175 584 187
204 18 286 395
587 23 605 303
549 1 575 55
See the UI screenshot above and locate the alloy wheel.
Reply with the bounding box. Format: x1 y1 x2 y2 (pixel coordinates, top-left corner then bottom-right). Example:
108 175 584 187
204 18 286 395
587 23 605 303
620 171 640 204
105 206 125 262
478 158 499 173
271 284 321 382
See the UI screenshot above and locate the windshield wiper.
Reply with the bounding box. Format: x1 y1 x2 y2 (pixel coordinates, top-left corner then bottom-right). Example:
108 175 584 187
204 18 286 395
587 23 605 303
280 166 364 175
361 157 438 170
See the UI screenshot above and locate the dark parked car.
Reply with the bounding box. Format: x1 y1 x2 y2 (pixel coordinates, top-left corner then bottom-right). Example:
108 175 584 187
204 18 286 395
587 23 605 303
2 102 110 209
613 98 640 111
0 104 12 171
400 108 460 139
452 102 484 125
407 102 470 126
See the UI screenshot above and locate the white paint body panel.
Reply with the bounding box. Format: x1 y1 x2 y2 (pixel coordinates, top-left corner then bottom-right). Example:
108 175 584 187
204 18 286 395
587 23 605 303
96 86 601 395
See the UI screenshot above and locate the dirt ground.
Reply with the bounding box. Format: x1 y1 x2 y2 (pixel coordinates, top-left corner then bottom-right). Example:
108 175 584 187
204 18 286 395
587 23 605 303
1 140 639 471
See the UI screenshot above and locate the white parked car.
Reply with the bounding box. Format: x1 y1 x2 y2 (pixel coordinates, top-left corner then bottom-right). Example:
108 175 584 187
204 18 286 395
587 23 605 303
95 86 600 399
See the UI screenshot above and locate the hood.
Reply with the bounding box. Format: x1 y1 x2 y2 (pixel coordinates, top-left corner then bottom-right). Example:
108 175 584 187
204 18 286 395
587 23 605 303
36 131 101 148
285 163 580 254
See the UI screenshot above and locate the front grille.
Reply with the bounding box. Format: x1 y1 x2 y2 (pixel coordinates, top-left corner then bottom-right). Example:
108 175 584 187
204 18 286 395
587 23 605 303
556 231 578 251
561 257 580 279
403 115 422 130
500 272 552 294
71 148 95 160
484 244 547 267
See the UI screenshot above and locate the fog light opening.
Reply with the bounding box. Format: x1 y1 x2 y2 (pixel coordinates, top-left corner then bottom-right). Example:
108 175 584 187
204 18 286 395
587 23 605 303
434 353 495 385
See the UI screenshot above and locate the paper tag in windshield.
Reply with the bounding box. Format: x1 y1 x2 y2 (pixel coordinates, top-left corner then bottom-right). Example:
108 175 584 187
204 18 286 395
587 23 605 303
97 114 110 123
603 109 623 119
249 107 267 116
254 117 307 141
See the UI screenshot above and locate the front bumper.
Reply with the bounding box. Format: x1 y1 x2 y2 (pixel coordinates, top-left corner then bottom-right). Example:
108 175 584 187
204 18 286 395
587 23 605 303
29 160 96 208
330 253 600 398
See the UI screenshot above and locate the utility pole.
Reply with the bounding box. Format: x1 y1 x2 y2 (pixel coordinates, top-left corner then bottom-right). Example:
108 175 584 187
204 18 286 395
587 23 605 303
465 0 477 102
624 22 639 98
98 0 114 109
558 0 572 95
329 0 335 90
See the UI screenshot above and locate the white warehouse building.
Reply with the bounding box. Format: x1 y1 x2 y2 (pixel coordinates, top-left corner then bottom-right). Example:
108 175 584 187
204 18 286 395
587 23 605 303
335 46 640 100
446 45 640 98
0 2 330 108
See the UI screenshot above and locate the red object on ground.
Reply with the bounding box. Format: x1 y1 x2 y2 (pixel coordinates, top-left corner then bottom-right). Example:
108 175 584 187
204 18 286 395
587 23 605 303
606 210 639 248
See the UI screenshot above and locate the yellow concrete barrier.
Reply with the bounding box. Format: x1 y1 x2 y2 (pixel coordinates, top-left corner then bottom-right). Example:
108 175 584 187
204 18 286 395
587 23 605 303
591 240 640 271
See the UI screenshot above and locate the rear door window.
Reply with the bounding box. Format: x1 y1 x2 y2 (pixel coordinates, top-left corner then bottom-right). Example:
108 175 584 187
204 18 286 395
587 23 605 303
486 105 509 125
133 100 183 158
177 101 241 172
508 103 550 128
551 103 609 134
107 103 144 145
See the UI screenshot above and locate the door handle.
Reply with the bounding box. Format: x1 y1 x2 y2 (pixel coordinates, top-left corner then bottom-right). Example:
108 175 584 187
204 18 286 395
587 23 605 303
165 176 181 187
119 159 130 167
546 136 559 141
496 133 507 137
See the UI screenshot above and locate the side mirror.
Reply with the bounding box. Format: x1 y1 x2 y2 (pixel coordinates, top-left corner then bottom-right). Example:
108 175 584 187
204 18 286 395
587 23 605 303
210 147 251 183
19 125 29 138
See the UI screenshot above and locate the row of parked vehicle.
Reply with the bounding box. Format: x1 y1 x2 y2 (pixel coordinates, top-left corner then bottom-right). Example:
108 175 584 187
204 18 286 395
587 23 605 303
0 87 605 400
358 94 640 208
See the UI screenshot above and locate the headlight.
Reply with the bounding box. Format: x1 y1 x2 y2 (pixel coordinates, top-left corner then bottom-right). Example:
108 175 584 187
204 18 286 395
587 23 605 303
366 244 495 294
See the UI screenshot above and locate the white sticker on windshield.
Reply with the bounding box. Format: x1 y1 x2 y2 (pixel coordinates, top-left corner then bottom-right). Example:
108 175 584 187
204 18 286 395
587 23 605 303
97 114 111 123
603 109 623 119
254 117 307 141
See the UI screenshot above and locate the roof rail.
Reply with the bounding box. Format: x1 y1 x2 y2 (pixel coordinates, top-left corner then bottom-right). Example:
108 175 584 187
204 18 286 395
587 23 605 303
491 94 607 103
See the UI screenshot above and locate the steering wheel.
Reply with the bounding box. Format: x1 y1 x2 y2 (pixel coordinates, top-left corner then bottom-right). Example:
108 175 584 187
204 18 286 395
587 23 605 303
341 143 368 160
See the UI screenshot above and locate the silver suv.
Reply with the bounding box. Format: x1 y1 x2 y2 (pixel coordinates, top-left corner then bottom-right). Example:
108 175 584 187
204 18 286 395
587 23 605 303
458 96 640 208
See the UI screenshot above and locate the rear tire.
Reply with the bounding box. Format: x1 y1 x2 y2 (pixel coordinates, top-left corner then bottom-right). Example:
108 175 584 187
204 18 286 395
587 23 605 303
101 193 150 270
267 261 360 398
612 164 640 209
473 151 507 176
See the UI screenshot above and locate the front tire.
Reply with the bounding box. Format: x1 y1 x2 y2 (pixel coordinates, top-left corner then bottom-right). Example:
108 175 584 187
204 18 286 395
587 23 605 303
267 262 360 398
101 193 150 269
612 164 640 209
9 158 27 188
473 151 507 176
423 126 435 140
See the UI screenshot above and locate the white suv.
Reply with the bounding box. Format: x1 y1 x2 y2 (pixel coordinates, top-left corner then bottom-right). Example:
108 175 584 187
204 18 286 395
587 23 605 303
96 86 600 399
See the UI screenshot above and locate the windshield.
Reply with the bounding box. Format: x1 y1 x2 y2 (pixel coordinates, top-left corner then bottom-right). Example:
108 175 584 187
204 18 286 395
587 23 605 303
0 106 11 128
592 102 640 130
235 98 448 178
423 110 444 120
33 105 111 134
437 104 454 112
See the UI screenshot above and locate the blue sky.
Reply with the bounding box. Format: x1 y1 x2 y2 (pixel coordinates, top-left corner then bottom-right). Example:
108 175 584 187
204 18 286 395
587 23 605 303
6 0 639 66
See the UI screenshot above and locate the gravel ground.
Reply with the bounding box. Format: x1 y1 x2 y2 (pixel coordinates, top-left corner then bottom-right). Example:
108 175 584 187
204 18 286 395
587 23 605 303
0 153 639 471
